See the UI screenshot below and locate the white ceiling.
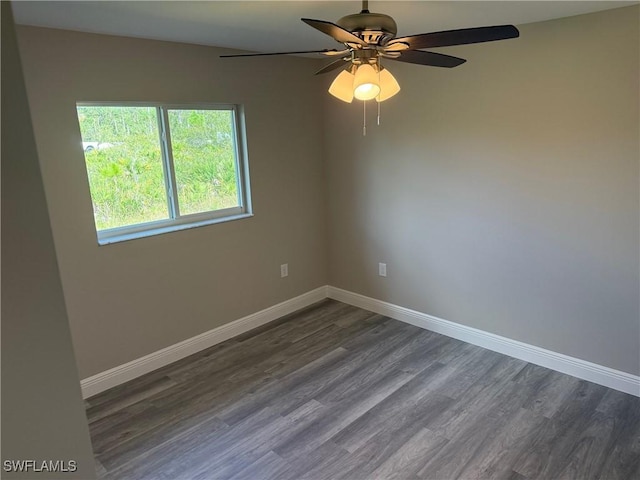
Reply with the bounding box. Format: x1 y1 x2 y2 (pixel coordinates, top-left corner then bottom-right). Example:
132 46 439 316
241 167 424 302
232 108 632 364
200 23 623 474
12 1 637 54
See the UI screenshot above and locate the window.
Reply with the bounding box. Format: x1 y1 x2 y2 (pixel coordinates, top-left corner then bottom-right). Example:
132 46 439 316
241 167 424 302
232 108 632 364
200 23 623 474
76 103 251 244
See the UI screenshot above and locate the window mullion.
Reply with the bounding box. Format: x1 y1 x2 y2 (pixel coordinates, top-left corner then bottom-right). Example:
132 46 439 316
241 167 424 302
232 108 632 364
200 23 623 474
158 107 180 219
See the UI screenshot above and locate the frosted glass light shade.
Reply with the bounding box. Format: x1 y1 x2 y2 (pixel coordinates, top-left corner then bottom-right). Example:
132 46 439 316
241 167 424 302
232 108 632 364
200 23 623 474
376 68 401 102
328 70 355 103
353 64 381 101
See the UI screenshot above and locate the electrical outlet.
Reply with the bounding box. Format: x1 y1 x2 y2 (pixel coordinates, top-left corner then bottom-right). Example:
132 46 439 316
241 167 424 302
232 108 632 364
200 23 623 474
379 262 387 277
281 263 289 278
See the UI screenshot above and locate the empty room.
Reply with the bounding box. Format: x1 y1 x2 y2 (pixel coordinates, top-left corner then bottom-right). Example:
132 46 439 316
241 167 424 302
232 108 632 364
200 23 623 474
2 1 639 479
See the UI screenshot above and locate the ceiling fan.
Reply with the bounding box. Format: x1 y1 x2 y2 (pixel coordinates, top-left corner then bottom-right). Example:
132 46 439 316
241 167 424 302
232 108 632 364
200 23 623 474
221 1 519 103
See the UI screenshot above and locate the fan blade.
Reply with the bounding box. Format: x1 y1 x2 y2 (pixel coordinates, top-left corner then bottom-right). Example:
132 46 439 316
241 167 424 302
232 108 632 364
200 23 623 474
391 25 519 49
220 49 342 58
324 49 352 57
384 42 410 52
302 18 367 46
391 50 466 68
315 58 350 75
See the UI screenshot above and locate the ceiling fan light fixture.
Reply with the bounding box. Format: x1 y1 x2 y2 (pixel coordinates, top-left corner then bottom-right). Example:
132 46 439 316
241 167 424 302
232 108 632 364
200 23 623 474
353 63 381 101
328 69 355 103
376 67 400 102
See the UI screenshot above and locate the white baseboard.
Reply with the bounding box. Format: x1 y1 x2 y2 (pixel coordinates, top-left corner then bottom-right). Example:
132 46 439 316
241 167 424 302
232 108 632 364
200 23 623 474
81 284 639 399
327 286 640 397
81 286 329 398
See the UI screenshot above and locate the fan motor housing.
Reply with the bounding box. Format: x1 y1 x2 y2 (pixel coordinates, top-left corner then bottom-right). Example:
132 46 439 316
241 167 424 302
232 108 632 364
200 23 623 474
337 12 397 44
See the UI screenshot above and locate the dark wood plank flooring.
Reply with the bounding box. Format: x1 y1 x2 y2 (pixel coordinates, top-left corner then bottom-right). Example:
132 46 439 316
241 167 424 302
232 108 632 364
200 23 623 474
85 300 640 480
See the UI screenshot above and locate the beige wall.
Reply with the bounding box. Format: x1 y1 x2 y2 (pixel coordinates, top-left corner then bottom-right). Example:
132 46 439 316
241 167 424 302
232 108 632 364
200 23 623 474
16 26 328 379
325 6 639 375
15 5 639 382
2 4 96 478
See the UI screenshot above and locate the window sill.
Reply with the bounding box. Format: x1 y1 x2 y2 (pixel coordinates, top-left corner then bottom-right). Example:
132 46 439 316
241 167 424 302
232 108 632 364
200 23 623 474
97 213 254 245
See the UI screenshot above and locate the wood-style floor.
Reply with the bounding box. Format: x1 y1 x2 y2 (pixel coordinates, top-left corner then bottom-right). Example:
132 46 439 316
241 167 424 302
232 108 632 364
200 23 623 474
86 300 640 480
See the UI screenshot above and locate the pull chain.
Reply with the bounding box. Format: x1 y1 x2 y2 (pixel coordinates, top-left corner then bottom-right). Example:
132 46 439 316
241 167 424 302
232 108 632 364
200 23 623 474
376 56 381 126
363 100 367 136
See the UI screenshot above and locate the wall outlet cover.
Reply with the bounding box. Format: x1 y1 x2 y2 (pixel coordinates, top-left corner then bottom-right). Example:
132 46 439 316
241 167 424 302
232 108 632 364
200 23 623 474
379 263 387 277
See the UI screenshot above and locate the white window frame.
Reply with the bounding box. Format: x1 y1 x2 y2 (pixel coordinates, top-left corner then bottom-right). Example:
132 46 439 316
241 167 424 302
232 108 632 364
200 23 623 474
77 102 252 245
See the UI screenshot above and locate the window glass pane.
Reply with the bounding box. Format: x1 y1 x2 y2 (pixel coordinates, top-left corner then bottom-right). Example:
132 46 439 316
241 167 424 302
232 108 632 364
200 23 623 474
77 106 168 230
168 109 240 216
